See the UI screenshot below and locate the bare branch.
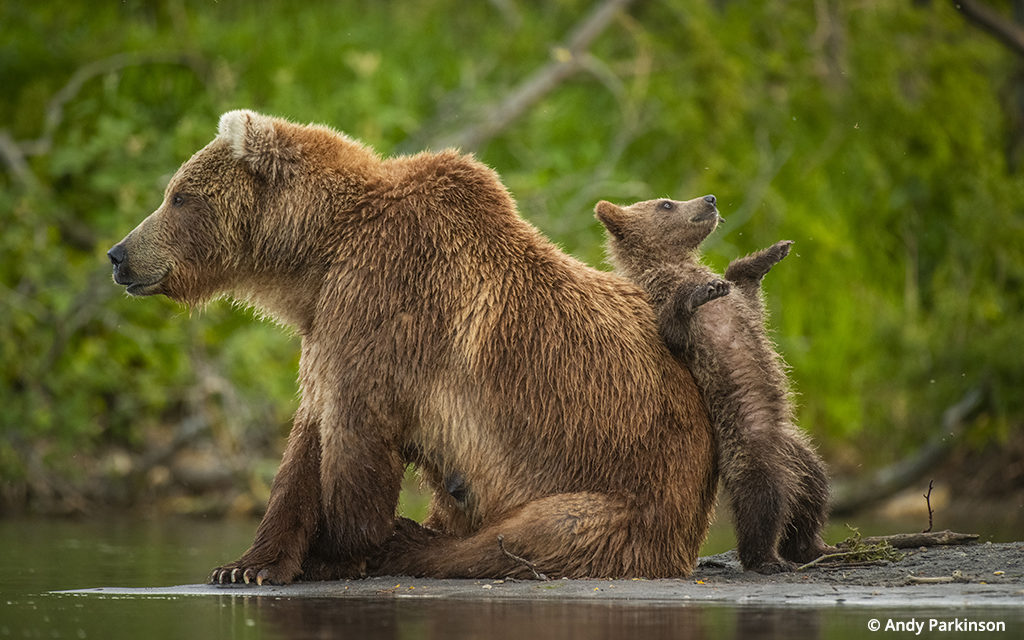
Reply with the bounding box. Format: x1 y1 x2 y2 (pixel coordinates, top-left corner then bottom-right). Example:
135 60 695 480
0 130 39 189
1 52 207 187
830 386 986 516
922 479 935 533
46 52 207 155
435 0 636 150
796 549 881 571
953 0 1024 57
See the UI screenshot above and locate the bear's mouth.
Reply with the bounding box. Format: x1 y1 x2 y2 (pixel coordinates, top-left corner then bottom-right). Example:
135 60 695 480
124 269 170 296
691 210 723 223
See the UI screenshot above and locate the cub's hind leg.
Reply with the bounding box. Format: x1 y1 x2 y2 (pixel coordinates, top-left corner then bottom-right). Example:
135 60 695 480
778 435 834 564
722 447 799 574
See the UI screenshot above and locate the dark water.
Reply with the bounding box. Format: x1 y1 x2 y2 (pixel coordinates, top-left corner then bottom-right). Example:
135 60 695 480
1 516 1020 639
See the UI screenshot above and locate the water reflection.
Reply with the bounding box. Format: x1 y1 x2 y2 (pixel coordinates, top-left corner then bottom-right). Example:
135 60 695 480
241 596 824 640
6 516 1021 640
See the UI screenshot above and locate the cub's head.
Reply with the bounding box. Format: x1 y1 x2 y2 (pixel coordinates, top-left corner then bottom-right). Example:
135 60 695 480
107 110 378 310
595 195 722 273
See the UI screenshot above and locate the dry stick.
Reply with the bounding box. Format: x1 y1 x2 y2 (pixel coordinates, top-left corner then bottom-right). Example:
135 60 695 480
437 0 636 151
796 549 882 572
906 575 957 584
497 535 548 581
922 479 935 533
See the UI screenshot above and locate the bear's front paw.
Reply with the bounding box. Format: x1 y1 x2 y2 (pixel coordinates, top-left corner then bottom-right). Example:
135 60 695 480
688 279 731 311
209 558 300 586
767 240 794 263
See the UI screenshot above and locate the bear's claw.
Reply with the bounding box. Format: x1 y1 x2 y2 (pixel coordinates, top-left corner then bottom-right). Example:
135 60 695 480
210 564 285 586
687 278 731 312
768 240 794 262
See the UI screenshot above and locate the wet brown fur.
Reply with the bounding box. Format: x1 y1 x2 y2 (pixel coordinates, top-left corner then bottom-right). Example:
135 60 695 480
108 111 718 583
595 197 832 573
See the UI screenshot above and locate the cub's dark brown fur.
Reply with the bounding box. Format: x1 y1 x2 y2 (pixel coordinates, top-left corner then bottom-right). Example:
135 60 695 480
108 110 718 584
595 196 831 573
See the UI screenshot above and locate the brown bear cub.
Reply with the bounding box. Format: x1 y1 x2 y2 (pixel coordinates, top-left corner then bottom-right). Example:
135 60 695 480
595 196 832 574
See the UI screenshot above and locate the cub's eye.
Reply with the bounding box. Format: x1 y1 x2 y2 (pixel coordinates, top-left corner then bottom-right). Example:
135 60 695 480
660 200 674 211
172 194 185 207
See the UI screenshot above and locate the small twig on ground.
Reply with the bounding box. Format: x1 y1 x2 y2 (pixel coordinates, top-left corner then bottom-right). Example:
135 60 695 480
922 479 935 533
798 525 905 571
906 570 967 585
820 561 890 569
797 549 890 572
497 535 548 581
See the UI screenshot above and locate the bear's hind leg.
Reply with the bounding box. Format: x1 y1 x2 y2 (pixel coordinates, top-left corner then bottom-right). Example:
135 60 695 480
372 492 694 579
778 440 834 564
723 446 799 574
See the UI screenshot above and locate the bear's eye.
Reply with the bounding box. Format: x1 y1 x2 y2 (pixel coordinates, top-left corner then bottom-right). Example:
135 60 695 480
171 194 185 207
659 200 674 211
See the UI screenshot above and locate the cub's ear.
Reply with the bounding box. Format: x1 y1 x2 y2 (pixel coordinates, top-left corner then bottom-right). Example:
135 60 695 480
217 109 298 180
594 200 627 240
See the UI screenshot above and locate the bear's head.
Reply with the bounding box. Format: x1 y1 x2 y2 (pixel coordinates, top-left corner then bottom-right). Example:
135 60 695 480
595 195 722 272
108 110 380 325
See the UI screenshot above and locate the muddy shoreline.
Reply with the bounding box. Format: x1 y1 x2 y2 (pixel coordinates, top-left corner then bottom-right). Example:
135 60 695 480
59 541 1023 607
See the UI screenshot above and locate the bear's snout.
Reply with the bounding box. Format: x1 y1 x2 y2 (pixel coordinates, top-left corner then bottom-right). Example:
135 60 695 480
107 244 126 268
108 241 164 294
107 242 134 286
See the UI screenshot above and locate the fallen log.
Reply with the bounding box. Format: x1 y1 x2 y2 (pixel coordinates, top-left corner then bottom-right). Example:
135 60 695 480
839 530 979 550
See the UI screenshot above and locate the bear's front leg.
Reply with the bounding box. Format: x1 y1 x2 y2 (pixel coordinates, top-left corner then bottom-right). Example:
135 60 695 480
686 279 731 313
656 279 730 356
724 240 793 287
210 405 320 585
307 404 406 579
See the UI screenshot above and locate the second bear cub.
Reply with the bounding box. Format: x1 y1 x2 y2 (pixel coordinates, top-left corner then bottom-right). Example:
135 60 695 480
595 195 831 573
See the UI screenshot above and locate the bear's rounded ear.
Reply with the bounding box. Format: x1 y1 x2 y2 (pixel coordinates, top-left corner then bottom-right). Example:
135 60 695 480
217 109 297 180
594 200 627 240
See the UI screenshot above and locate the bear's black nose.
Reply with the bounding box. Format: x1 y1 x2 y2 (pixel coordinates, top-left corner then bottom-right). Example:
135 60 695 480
107 244 126 267
704 194 717 206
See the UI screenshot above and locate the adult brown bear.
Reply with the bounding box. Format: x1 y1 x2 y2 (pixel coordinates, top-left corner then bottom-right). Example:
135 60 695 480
108 110 717 584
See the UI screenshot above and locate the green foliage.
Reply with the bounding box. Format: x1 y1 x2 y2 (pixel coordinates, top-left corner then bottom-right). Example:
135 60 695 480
1 0 1022 489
